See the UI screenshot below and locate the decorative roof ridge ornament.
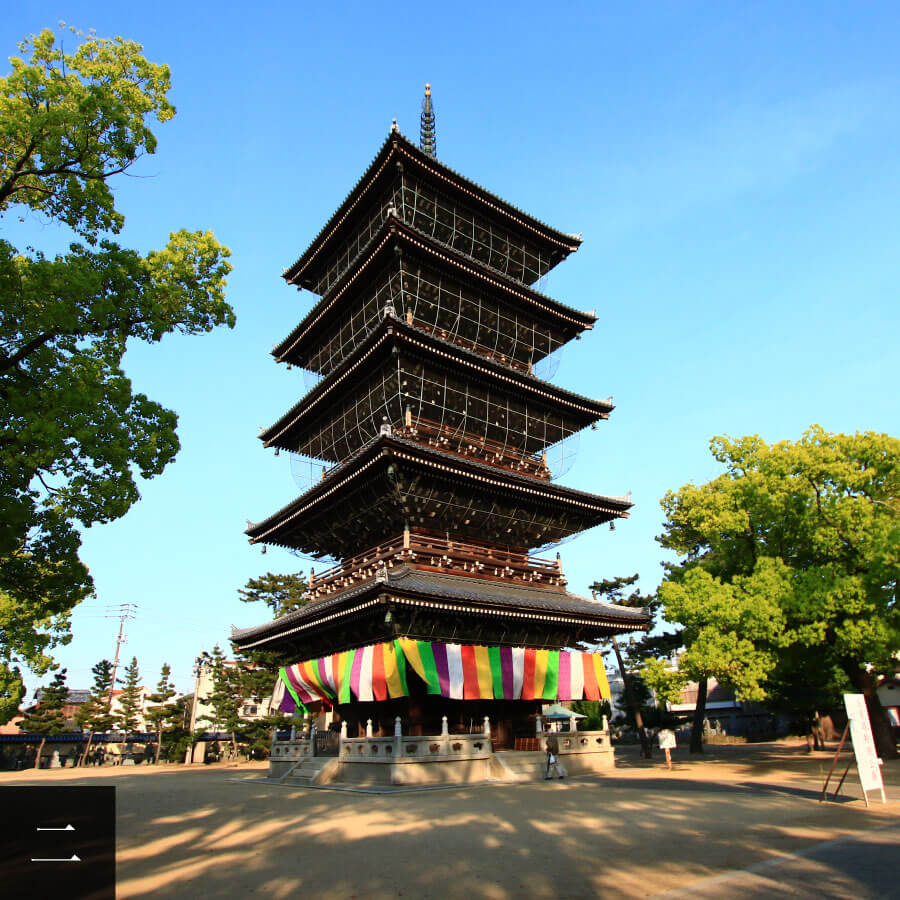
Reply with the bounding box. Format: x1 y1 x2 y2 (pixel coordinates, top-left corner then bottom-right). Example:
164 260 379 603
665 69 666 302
391 117 400 134
419 83 437 158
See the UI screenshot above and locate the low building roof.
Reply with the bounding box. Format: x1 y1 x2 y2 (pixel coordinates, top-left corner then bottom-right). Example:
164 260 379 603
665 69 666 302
231 564 649 651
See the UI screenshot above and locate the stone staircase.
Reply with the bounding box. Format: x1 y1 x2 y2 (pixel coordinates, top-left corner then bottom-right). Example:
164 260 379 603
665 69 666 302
491 751 549 782
279 756 339 786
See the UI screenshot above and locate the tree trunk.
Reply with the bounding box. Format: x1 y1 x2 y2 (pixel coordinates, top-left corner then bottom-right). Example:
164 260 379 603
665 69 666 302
843 665 898 760
690 678 708 754
35 737 46 768
611 636 652 759
155 727 163 764
80 731 94 767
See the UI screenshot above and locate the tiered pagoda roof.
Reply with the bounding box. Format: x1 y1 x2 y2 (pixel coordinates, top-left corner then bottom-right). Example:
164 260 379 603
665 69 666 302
283 129 582 294
261 316 612 464
247 433 632 558
273 215 596 375
241 111 647 663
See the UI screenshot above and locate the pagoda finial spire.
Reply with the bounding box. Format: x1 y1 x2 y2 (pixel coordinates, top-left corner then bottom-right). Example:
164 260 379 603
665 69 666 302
419 83 436 158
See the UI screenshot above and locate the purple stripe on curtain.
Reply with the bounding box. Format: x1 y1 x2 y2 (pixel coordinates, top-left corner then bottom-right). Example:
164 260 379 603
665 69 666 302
557 651 571 702
431 642 450 698
285 666 315 704
350 648 364 699
278 691 297 713
500 647 514 699
317 657 332 697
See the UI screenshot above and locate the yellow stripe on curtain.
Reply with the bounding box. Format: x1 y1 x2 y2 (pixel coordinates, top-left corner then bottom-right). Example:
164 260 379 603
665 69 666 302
473 646 494 699
592 655 612 699
383 642 406 698
399 638 426 682
533 649 549 698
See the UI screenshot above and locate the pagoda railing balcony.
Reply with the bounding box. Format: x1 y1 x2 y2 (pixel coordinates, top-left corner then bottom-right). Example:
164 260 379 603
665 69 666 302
307 530 566 601
397 417 552 480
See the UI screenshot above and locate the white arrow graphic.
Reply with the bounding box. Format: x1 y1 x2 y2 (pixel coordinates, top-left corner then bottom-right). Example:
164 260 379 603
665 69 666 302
36 824 75 831
31 854 81 862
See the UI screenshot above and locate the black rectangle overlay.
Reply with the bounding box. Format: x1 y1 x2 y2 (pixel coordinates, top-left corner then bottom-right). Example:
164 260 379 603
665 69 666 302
0 786 115 900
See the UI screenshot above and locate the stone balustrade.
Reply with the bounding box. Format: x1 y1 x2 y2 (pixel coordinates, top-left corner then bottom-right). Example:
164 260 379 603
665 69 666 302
268 714 615 784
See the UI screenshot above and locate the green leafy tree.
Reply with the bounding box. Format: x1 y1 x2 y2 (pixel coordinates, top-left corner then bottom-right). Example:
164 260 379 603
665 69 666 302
20 668 69 767
569 699 611 731
651 427 899 758
0 664 25 725
588 574 677 758
115 656 142 736
145 662 178 763
0 27 233 722
75 658 115 764
763 646 852 749
236 573 309 679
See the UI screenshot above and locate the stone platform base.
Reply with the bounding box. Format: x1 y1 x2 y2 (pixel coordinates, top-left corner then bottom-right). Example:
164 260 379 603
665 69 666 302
268 728 615 787
335 755 493 787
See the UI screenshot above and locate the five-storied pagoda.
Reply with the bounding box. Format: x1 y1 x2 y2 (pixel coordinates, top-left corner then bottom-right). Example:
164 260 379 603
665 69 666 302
233 88 649 767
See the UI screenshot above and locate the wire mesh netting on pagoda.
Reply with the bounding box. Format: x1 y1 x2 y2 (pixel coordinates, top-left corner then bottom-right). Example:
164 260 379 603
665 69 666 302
397 176 558 286
308 173 563 297
284 359 583 486
298 259 568 380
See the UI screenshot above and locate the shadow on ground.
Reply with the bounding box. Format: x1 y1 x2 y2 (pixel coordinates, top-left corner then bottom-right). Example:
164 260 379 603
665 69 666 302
2 741 896 899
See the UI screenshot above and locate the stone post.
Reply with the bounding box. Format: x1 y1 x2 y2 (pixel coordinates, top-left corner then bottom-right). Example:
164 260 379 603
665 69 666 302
394 716 402 758
535 715 543 734
366 718 373 738
290 724 297 742
483 716 491 736
570 714 577 733
441 715 449 755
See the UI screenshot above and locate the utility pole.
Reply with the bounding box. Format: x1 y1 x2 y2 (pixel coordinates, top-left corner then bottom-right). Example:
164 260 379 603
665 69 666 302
186 652 211 764
107 604 137 712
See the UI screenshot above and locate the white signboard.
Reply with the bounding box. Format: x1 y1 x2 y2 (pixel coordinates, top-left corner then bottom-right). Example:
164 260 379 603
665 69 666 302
843 693 886 800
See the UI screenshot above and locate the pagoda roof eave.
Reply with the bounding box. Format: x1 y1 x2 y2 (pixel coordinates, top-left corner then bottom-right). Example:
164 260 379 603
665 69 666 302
245 433 632 545
230 566 649 651
260 316 614 449
274 215 597 364
283 130 583 288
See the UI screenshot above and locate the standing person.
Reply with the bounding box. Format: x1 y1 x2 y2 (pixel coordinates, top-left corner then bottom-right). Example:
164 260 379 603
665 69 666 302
659 728 676 770
545 732 565 779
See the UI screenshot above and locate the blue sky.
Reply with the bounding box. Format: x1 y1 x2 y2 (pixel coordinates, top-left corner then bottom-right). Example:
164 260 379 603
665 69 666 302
5 2 899 696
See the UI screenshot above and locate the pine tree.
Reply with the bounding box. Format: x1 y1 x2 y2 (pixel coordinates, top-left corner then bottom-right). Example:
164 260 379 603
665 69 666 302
200 645 243 758
145 663 178 763
75 659 116 765
588 575 679 759
115 657 143 736
238 572 309 617
21 669 69 767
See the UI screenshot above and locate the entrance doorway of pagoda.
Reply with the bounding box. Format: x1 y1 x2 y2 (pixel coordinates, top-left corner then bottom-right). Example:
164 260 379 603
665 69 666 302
314 728 340 756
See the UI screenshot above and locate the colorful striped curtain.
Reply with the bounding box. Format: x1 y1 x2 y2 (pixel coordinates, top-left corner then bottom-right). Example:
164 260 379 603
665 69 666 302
278 640 611 714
